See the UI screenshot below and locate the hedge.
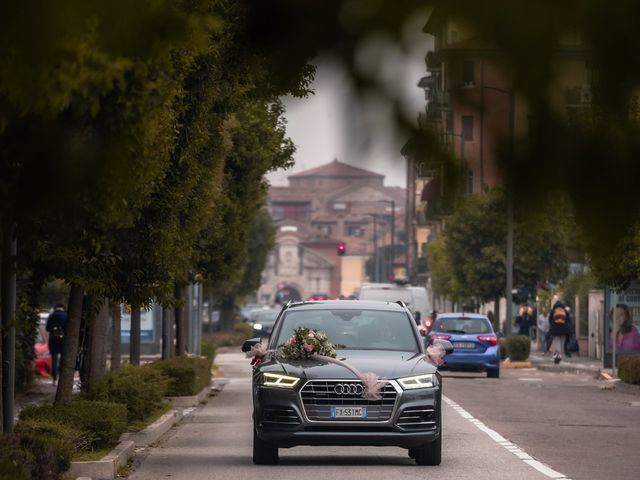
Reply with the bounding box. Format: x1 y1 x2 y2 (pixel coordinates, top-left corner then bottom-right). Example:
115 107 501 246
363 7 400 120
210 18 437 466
618 355 640 385
19 400 127 450
498 337 508 360
151 356 211 396
506 335 531 361
89 364 169 422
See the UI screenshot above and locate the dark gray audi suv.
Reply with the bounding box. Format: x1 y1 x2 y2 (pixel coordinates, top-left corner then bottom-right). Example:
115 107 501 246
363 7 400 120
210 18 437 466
241 300 452 465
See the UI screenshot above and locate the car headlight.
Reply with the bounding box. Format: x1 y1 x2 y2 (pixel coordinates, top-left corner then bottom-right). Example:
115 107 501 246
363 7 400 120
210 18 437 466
260 372 300 388
398 373 435 390
253 323 263 331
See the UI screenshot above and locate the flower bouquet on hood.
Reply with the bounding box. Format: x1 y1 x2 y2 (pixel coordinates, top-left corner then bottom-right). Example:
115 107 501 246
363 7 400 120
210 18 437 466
277 326 337 360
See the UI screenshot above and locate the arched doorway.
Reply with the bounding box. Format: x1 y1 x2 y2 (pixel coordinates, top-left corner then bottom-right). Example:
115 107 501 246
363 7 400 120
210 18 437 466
274 283 302 305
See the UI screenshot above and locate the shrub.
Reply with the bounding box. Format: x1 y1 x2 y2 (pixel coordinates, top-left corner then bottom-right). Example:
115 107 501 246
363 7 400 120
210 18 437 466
89 364 169 423
234 322 253 338
201 342 216 367
0 434 31 480
618 355 640 385
152 356 211 396
19 400 127 450
498 337 508 360
506 335 531 361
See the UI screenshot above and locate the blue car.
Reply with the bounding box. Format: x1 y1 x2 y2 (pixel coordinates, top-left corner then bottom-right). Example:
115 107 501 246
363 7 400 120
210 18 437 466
428 313 500 378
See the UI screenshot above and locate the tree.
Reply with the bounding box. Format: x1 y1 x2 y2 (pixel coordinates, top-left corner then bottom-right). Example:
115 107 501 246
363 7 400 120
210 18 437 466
432 190 571 310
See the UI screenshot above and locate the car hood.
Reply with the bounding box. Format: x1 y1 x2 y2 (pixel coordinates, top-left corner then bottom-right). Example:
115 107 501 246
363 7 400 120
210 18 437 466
261 349 436 380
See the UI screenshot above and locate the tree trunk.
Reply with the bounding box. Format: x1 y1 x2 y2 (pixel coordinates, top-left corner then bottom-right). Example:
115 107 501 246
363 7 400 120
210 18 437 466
79 295 96 393
162 306 172 359
494 297 501 333
110 301 121 371
219 297 236 332
55 283 84 405
0 226 4 433
174 285 186 356
84 298 109 394
130 304 141 365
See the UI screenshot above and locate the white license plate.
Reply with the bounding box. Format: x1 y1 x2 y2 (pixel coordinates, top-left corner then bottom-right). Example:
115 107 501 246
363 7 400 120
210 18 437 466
331 406 367 418
453 341 475 349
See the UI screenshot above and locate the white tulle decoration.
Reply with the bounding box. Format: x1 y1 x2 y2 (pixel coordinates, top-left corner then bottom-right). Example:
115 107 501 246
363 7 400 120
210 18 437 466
426 344 446 366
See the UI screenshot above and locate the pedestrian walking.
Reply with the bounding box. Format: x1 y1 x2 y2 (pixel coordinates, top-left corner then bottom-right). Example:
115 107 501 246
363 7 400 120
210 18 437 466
515 307 530 336
46 303 68 384
537 308 549 355
548 301 571 364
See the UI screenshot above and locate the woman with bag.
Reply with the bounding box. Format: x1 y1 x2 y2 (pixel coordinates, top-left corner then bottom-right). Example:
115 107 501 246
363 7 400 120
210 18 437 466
547 301 571 364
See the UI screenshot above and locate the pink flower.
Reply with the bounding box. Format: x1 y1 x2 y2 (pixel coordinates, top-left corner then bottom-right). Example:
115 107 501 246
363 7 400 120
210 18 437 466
304 343 314 353
307 331 315 339
289 337 296 345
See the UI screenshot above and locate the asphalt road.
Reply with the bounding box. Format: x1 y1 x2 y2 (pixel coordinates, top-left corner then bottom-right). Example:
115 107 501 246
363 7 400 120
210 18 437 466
128 353 639 480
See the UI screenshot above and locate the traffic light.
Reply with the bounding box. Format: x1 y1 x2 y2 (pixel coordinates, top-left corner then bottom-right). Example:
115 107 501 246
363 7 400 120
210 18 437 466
337 242 346 256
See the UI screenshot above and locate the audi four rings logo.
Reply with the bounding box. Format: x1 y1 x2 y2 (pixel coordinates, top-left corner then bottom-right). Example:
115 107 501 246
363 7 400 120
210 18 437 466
334 383 364 395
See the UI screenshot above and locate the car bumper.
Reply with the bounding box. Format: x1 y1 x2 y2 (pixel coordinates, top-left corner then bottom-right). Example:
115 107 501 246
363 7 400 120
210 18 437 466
254 382 441 448
440 349 500 371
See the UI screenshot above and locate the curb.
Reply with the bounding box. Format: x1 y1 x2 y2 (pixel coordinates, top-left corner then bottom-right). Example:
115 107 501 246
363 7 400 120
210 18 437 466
167 385 211 407
70 440 135 480
120 408 184 447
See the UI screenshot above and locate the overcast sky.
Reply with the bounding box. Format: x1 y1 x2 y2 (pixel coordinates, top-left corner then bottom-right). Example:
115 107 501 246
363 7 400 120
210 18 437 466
267 14 433 189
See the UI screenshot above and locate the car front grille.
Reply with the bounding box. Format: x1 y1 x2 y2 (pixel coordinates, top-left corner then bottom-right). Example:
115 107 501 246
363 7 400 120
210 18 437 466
396 406 437 430
300 380 397 421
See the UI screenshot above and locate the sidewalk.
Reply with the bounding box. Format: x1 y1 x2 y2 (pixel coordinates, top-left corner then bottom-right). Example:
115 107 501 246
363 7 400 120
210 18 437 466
528 351 607 377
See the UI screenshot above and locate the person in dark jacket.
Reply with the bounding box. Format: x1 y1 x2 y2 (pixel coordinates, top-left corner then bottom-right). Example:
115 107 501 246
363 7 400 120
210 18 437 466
46 303 68 383
548 301 571 364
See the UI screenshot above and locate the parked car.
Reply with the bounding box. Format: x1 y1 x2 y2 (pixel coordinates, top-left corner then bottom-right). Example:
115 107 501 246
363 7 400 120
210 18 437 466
242 300 453 465
428 313 500 378
251 309 279 339
35 313 52 378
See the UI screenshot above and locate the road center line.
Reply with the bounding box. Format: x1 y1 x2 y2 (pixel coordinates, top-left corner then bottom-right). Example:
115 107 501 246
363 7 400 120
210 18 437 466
443 395 571 480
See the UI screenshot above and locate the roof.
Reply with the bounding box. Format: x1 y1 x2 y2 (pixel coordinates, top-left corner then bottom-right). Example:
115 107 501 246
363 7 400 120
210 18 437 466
436 312 490 320
289 159 384 179
285 300 407 312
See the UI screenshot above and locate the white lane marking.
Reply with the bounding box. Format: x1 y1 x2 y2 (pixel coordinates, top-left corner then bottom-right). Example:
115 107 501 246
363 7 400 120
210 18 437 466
443 395 571 479
519 378 543 382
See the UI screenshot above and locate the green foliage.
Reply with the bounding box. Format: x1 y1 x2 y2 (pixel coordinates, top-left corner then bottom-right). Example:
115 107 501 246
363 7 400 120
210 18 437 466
430 190 571 305
0 434 31 480
14 418 79 469
498 337 508 361
618 355 640 385
506 335 531 361
19 400 127 450
233 322 253 338
14 300 39 389
88 364 169 423
151 356 211 396
201 342 217 366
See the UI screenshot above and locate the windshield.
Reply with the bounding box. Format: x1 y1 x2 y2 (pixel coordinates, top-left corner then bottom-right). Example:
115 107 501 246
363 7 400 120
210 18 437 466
273 309 419 352
432 317 493 335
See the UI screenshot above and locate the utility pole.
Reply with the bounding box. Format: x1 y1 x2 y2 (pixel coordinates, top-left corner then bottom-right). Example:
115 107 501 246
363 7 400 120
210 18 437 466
373 215 380 282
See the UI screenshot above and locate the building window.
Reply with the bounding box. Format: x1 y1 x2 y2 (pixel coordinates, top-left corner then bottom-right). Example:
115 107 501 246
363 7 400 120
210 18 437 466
313 223 333 236
462 116 474 141
462 60 475 87
346 224 365 237
333 202 347 211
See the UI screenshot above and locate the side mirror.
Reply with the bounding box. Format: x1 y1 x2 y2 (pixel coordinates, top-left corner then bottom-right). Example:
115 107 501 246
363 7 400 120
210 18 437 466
414 311 421 322
241 337 262 352
433 339 454 355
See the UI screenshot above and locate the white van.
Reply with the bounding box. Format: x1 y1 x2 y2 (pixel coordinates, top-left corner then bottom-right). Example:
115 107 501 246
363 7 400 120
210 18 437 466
358 281 431 323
